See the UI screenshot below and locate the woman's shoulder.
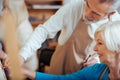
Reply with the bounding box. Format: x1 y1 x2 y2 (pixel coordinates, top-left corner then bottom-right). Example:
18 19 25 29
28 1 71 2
76 63 107 74
79 63 107 74
92 63 107 68
76 63 108 79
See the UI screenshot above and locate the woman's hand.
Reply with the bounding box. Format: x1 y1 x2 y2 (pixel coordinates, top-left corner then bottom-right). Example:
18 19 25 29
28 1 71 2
21 68 36 79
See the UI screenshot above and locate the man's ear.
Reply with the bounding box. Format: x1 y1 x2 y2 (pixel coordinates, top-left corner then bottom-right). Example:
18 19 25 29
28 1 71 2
108 11 116 19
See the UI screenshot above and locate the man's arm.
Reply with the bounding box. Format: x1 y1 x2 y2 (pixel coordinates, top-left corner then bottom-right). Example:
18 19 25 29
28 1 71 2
19 1 76 62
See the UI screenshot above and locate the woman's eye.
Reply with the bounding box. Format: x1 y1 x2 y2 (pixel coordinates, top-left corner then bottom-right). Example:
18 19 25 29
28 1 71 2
98 42 102 45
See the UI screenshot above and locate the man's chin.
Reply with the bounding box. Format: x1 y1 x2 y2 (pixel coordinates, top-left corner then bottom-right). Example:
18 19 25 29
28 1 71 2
83 17 98 24
84 19 97 24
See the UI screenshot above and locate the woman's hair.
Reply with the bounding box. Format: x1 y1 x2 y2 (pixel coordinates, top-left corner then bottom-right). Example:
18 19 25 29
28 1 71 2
99 0 120 12
95 21 120 53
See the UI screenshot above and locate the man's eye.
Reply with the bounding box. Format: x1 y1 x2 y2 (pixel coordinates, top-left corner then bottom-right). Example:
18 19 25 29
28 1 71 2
92 11 101 16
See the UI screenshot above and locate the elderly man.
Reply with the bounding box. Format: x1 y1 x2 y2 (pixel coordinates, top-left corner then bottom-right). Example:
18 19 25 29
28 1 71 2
20 0 120 74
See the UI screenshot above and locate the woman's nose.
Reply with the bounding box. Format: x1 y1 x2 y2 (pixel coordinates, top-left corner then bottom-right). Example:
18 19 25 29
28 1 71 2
93 45 98 52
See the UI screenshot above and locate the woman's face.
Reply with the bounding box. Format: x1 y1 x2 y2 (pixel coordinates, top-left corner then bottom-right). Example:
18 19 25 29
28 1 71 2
94 32 115 63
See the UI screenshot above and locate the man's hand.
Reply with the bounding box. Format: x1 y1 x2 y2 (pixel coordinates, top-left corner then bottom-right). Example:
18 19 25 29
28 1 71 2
83 54 99 68
83 57 98 67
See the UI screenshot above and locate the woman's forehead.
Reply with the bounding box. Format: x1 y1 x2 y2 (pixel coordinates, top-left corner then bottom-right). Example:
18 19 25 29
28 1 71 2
95 31 104 41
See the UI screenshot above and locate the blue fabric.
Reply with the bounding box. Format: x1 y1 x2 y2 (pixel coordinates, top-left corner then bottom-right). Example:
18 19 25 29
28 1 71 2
36 63 110 80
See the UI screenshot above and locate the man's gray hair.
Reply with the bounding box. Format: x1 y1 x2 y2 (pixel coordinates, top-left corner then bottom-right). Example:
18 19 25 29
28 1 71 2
99 0 120 12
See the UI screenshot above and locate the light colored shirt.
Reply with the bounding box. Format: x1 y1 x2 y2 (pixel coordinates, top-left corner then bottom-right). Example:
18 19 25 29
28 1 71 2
20 0 120 62
17 19 33 47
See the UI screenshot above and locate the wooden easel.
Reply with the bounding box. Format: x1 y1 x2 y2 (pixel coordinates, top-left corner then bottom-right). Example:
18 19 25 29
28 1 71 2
0 7 24 80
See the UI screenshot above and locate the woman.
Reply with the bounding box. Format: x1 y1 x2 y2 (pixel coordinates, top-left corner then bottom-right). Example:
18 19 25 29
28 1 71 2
23 21 120 79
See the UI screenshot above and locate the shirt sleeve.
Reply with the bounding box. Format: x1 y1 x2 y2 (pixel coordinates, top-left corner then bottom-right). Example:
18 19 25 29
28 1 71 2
36 66 90 80
17 19 33 47
36 71 85 80
19 1 77 61
36 63 107 80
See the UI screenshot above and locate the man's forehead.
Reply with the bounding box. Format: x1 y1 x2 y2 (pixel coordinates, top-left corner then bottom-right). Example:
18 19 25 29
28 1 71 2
88 0 110 14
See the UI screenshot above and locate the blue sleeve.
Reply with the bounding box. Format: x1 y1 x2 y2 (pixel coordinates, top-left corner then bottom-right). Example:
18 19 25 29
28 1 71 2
36 63 107 80
36 70 86 80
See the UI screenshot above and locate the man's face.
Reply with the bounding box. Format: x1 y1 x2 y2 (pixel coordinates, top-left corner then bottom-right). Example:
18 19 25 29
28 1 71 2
84 0 111 23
